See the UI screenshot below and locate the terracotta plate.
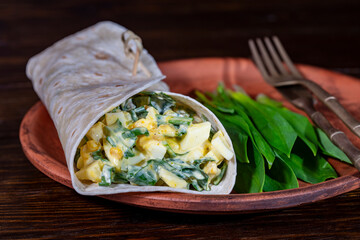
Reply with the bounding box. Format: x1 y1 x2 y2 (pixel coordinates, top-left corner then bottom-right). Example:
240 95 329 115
20 58 360 214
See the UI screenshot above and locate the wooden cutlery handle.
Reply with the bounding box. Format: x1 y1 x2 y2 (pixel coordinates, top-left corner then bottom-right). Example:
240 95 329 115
310 110 360 171
302 79 360 138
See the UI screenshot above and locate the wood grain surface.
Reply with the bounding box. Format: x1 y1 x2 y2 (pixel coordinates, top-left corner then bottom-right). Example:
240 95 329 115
1 0 360 239
19 58 360 215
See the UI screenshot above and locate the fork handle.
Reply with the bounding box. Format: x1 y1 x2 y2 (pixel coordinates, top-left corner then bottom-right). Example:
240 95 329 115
302 104 360 171
299 79 360 138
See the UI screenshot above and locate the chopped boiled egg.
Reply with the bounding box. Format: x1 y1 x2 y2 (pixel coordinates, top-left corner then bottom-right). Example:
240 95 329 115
203 161 221 183
158 167 188 189
157 124 177 137
103 138 122 170
75 92 230 190
77 154 95 169
180 122 211 151
76 160 103 183
204 149 224 164
166 138 181 153
211 131 233 160
142 139 167 159
138 136 167 159
121 151 146 170
77 141 100 169
146 107 158 121
180 146 206 163
203 161 221 176
86 140 101 152
86 122 105 142
105 111 131 127
130 108 158 131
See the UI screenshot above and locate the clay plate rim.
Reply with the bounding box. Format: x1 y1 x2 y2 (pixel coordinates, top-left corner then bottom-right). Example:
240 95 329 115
20 58 360 214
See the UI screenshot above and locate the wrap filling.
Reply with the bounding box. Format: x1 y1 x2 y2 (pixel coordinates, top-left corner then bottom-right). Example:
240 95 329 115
75 92 233 191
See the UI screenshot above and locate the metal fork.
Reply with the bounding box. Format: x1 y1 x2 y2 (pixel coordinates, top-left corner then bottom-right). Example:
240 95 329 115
248 36 360 139
249 37 360 171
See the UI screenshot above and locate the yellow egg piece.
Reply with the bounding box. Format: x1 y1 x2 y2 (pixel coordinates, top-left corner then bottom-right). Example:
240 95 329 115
211 131 233 160
158 167 188 189
86 122 105 142
180 122 211 151
76 160 104 183
86 140 101 152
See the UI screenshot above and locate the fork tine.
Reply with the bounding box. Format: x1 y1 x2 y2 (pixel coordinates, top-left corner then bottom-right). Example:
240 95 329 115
272 36 302 78
264 37 288 75
249 39 270 80
255 38 279 77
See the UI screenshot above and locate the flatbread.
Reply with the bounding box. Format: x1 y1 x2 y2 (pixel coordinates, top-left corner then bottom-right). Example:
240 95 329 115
26 21 236 195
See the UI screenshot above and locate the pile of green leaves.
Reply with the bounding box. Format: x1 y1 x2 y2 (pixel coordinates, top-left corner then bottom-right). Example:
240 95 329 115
196 84 351 193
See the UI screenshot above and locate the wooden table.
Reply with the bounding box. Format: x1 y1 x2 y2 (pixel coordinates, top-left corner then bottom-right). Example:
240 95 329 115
1 1 360 239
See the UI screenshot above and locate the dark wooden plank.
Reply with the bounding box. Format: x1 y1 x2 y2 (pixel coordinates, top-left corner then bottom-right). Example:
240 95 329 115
1 0 360 239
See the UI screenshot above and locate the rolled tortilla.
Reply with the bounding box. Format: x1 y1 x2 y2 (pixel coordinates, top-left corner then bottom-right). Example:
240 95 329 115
26 21 236 195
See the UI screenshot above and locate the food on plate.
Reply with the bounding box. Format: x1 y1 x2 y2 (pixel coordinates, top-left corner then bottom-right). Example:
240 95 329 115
26 21 236 195
197 84 351 193
75 92 233 191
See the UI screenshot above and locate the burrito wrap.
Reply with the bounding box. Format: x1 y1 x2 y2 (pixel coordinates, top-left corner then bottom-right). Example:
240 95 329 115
26 21 236 195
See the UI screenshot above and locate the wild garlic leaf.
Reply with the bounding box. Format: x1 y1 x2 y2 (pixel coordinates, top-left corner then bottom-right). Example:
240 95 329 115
128 161 159 186
234 142 265 193
130 127 149 136
99 165 114 186
263 154 299 192
192 158 215 168
161 159 209 191
232 92 297 158
106 136 117 147
277 108 319 156
202 102 275 168
282 139 337 184
256 94 319 156
316 128 351 164
212 161 228 185
210 89 276 165
112 171 128 184
168 116 193 126
91 150 109 162
290 154 337 184
181 160 208 188
226 127 249 163
124 149 135 159
150 92 176 114
132 95 150 108
217 106 235 114
256 93 283 108
121 98 136 111
231 106 276 167
216 83 233 104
